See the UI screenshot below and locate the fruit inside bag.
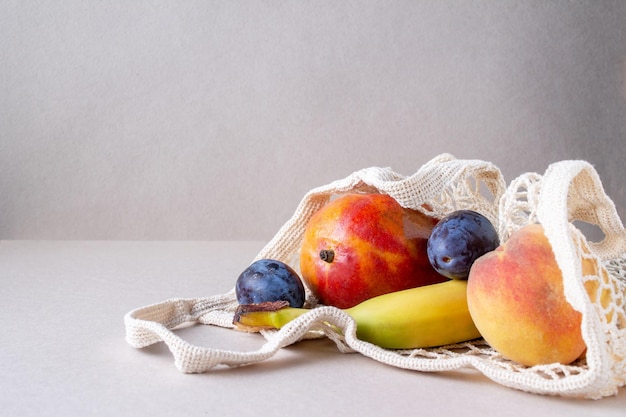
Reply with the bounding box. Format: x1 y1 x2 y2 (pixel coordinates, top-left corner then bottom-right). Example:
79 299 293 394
124 154 626 399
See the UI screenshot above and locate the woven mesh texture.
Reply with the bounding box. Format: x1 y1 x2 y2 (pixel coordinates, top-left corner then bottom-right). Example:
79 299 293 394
124 154 626 399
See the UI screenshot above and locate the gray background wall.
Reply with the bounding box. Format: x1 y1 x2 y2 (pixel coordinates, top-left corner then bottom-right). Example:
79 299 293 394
2 1 625 241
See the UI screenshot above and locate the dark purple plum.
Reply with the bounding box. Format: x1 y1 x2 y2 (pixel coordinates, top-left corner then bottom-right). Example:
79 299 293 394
235 259 305 307
427 210 499 280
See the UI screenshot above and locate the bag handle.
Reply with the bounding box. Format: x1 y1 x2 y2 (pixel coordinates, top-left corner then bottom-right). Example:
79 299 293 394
536 160 626 395
123 295 360 373
538 160 626 261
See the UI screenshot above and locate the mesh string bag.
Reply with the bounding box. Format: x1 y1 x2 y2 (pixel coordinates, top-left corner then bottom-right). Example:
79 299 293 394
124 154 626 399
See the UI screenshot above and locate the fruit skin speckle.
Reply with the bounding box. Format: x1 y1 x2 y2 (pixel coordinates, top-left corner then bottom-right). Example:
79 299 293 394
235 259 305 307
427 210 499 280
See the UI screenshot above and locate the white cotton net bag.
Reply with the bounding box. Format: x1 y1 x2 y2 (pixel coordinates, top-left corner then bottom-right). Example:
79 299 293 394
124 154 626 399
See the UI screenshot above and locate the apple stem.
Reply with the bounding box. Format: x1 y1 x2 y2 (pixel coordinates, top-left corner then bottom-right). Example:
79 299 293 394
319 249 335 263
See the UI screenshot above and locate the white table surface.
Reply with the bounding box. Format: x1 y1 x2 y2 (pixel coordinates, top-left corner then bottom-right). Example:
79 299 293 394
1 240 625 416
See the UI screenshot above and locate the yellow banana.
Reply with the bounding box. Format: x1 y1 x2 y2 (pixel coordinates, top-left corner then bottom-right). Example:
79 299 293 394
233 279 481 349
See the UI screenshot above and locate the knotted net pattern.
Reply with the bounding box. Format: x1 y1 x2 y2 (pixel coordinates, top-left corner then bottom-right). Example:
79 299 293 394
124 154 626 399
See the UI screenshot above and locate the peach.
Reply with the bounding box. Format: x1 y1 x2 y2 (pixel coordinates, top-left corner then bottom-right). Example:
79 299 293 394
467 223 586 366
